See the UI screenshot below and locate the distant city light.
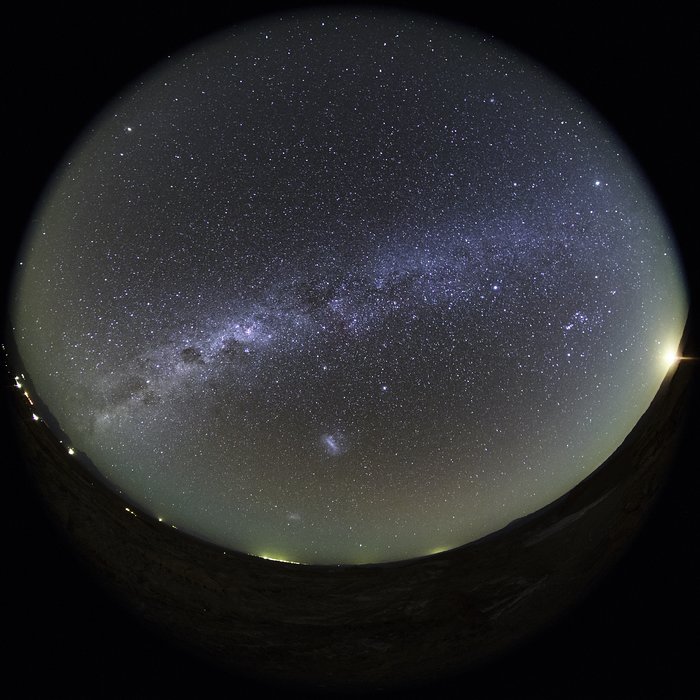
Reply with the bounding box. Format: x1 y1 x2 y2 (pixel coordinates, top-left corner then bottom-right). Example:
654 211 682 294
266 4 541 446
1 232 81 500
257 552 303 565
427 546 449 555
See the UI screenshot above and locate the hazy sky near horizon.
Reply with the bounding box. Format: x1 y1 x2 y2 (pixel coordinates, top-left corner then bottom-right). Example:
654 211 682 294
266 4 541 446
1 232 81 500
12 9 687 564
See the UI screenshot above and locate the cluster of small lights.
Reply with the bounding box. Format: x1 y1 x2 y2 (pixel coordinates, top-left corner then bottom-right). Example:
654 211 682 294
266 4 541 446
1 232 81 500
11 10 686 564
12 373 83 458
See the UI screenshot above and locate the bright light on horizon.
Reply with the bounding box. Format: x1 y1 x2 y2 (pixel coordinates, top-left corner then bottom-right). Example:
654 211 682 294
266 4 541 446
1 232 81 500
257 552 304 565
663 348 680 367
427 546 449 556
662 345 695 370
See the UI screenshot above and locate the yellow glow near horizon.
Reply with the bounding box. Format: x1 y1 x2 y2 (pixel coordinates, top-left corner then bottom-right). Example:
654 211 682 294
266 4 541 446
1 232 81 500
663 348 680 367
257 552 303 565
427 546 449 555
662 344 695 369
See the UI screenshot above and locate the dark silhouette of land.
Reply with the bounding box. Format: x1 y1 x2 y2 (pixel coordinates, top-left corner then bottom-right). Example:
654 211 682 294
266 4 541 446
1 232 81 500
5 342 695 691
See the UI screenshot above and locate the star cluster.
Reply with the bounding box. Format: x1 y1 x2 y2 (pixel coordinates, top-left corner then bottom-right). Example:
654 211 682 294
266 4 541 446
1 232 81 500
12 10 686 563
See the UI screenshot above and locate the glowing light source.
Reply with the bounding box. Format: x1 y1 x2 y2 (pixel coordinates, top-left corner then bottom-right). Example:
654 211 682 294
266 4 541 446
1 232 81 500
427 546 449 556
31 413 39 421
257 552 303 565
67 447 75 455
663 348 680 367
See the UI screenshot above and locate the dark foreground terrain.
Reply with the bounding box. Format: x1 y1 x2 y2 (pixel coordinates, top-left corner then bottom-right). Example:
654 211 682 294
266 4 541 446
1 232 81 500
5 353 697 696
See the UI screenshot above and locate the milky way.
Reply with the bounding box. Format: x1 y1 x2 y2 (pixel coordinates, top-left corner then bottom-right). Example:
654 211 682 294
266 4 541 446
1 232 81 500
12 9 686 563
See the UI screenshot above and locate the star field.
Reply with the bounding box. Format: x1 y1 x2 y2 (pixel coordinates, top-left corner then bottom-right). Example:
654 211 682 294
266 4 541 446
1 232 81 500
12 10 687 563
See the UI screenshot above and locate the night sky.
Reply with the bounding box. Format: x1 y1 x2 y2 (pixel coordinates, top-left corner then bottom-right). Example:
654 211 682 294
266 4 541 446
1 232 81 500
11 8 687 564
